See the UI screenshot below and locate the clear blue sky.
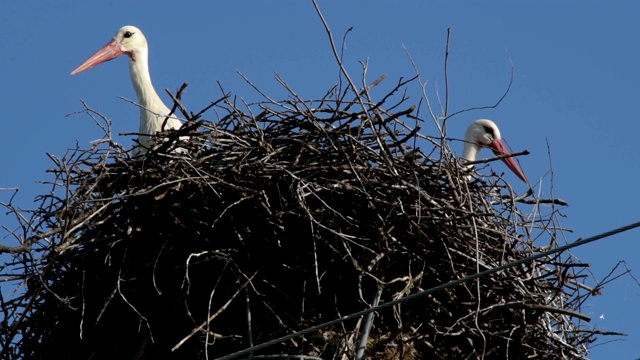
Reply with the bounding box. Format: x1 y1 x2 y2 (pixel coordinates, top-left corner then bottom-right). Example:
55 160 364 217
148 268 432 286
1 1 639 359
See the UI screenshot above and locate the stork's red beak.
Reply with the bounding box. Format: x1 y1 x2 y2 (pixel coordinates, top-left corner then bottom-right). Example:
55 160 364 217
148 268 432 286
71 40 124 75
488 139 529 184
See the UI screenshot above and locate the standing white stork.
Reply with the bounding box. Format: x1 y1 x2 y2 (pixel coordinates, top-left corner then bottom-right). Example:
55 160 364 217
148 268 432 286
71 25 183 156
462 119 529 184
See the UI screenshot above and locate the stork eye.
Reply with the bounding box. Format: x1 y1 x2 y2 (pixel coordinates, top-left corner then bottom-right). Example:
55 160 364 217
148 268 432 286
123 31 134 38
482 125 495 136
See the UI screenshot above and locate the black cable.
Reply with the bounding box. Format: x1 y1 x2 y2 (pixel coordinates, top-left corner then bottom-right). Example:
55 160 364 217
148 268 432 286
215 220 640 360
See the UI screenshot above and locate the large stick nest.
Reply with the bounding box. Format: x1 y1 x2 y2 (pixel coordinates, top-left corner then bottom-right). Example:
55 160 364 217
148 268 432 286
0 74 607 359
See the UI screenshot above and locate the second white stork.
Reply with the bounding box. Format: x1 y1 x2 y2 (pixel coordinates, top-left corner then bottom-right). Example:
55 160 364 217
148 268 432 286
462 119 529 184
71 25 183 156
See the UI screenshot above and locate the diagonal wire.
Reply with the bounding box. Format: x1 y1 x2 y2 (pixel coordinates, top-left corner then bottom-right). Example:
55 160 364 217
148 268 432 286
214 220 640 360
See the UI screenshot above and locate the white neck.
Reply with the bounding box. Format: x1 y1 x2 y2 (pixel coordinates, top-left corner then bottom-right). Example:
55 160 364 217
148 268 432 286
129 48 164 109
461 142 481 163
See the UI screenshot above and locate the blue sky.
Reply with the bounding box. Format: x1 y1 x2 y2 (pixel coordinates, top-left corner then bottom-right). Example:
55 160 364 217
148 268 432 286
1 1 639 359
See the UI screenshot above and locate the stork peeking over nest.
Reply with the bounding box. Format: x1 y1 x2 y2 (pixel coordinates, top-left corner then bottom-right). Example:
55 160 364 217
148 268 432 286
462 119 529 184
71 25 183 156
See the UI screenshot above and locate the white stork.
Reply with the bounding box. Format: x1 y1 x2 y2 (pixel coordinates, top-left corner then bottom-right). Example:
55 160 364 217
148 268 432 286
462 119 529 184
71 25 183 156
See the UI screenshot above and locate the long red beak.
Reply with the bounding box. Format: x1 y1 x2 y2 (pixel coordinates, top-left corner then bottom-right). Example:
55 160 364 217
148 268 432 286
70 40 124 75
488 139 529 184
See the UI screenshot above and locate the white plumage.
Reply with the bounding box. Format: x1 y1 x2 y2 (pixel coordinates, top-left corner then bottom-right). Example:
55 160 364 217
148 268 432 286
462 119 528 184
71 25 183 156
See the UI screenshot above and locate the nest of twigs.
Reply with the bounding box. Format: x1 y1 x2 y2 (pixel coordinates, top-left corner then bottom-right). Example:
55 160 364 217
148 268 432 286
0 73 606 359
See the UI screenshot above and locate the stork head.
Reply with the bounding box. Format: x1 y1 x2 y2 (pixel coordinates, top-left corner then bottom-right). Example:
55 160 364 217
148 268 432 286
71 25 147 75
463 119 529 184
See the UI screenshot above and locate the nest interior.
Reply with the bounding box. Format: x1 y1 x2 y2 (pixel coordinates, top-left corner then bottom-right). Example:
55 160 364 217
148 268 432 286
0 75 602 360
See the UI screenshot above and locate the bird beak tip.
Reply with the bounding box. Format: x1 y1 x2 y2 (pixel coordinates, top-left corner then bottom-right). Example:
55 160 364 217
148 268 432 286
490 140 529 184
70 40 123 77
